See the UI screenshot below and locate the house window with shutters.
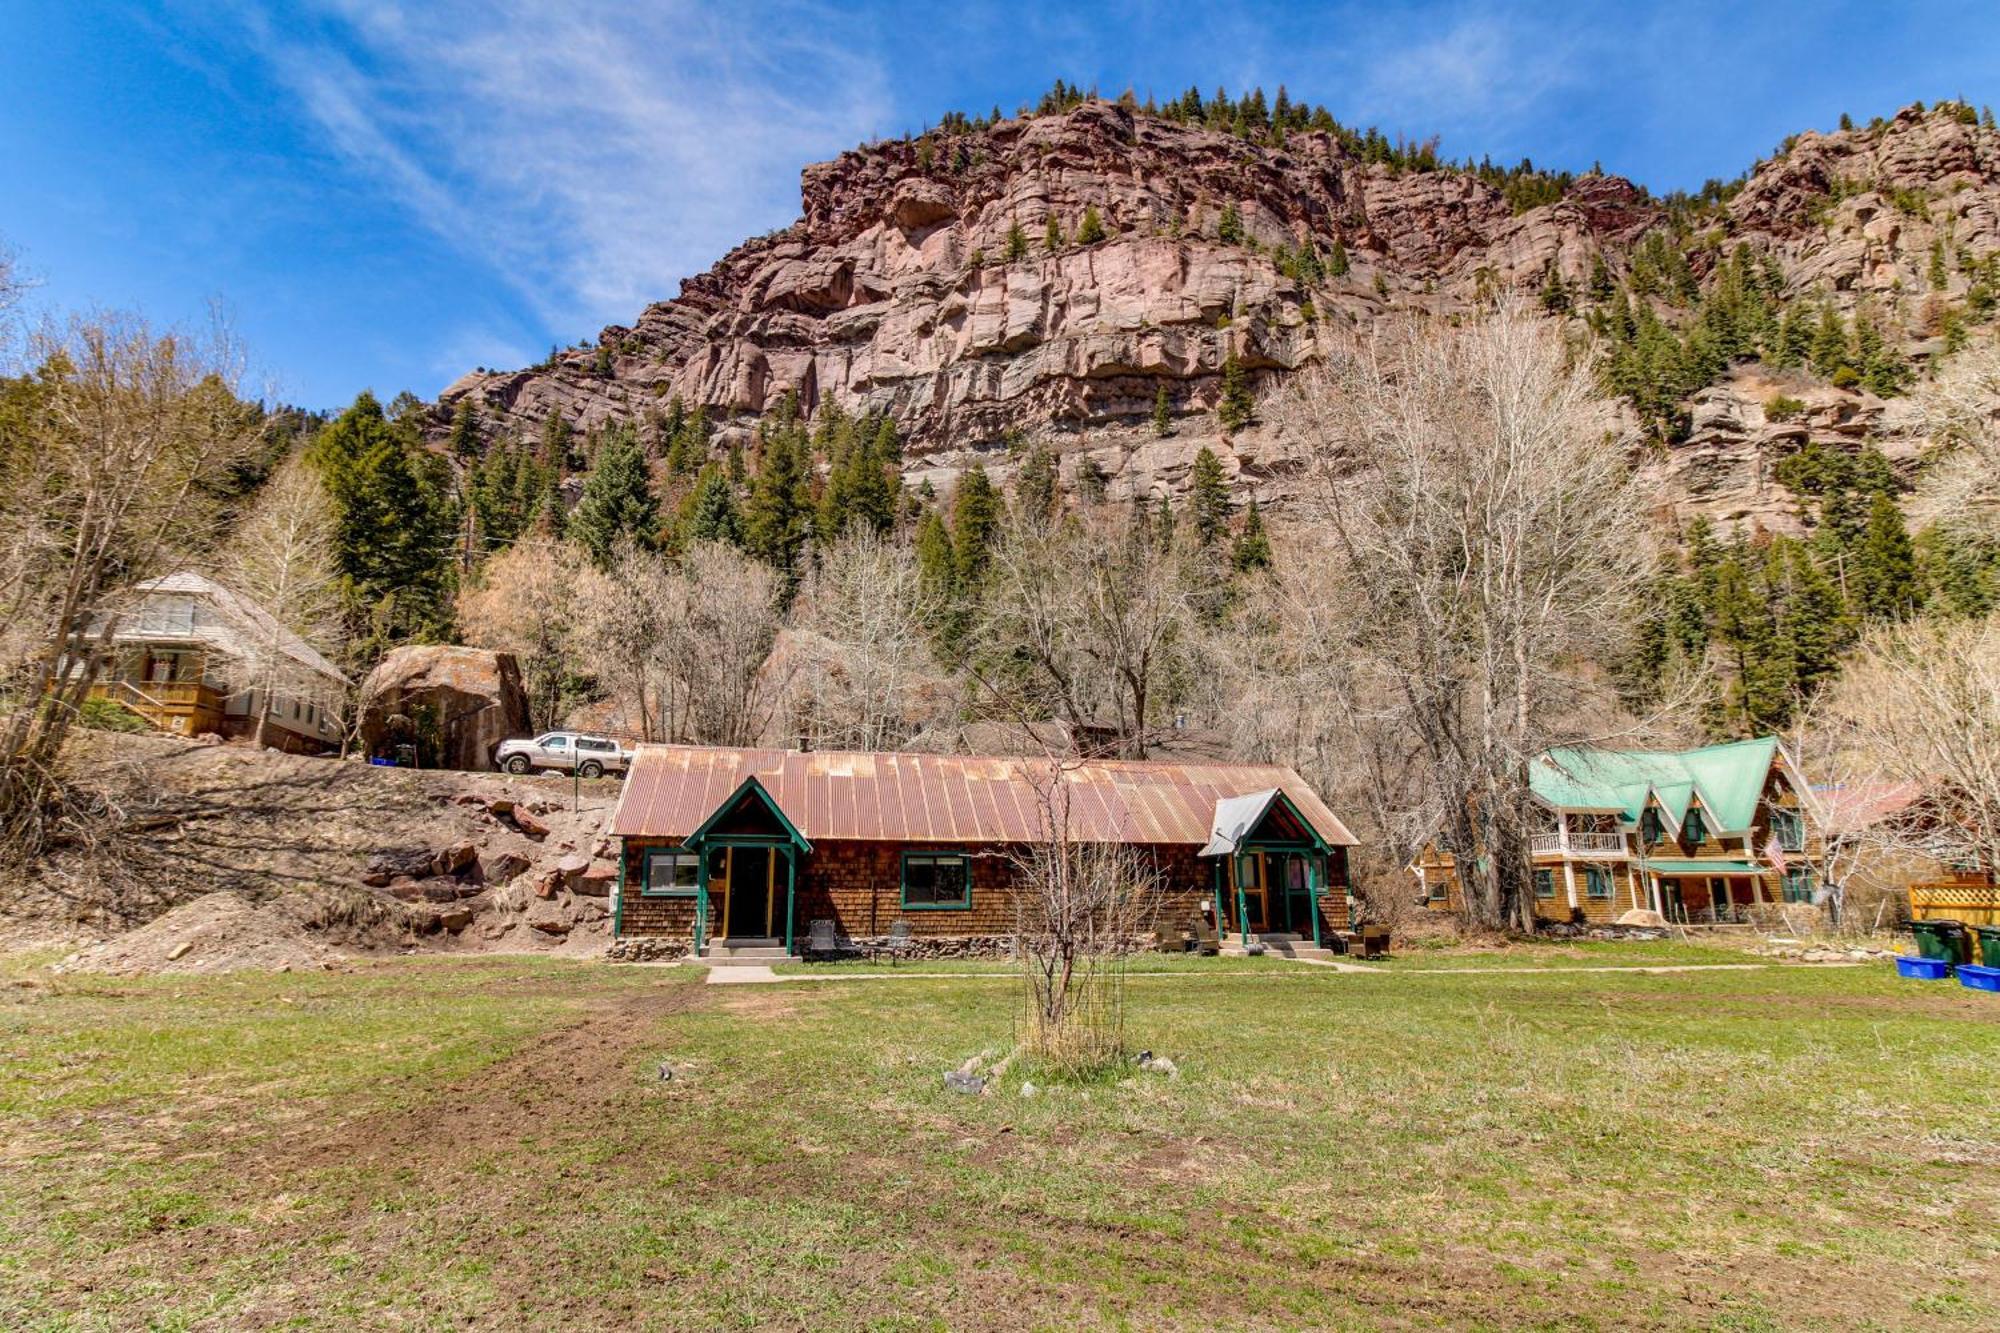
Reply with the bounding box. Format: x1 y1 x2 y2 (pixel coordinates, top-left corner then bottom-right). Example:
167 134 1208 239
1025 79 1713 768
1533 868 1556 900
1585 865 1613 899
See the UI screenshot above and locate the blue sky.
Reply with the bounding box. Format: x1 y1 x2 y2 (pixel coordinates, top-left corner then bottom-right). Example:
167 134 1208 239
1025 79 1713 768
3 1 1995 410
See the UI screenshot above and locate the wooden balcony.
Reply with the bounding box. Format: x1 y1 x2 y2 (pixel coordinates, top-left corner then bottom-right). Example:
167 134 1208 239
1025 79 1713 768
1528 831 1629 856
88 679 226 736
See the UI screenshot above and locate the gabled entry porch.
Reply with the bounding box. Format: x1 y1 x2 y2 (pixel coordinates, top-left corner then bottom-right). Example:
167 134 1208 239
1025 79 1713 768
683 776 812 963
1199 789 1349 957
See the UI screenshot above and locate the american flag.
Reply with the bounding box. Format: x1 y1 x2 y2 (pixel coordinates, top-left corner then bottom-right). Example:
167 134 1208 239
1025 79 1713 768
1764 834 1788 874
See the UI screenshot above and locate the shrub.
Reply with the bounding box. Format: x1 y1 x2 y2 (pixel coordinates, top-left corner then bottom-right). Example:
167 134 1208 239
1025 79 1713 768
1765 394 1807 423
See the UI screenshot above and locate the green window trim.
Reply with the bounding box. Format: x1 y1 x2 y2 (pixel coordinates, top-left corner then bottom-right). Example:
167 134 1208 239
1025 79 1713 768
1641 809 1664 845
1585 865 1612 899
640 846 700 897
1683 808 1706 845
1781 867 1815 903
1533 868 1556 899
901 851 972 910
1771 809 1805 854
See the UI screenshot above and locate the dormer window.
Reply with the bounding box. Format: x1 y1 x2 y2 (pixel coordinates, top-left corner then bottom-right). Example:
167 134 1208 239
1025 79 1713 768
1683 808 1706 845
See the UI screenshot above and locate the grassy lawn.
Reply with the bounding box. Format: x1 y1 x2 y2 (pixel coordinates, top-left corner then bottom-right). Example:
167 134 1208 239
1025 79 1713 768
3 953 1996 1329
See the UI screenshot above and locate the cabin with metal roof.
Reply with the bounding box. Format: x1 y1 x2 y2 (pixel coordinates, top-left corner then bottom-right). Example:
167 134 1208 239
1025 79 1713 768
1412 738 1821 925
608 743 1359 962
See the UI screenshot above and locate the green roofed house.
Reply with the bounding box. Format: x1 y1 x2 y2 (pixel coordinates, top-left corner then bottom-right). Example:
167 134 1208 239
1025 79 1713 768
1410 737 1821 925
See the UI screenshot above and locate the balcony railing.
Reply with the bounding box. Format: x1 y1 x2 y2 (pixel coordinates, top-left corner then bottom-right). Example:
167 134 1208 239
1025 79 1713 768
1528 831 1629 856
90 679 224 713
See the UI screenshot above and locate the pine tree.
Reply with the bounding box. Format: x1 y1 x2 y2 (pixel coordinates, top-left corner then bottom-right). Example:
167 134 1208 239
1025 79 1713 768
1216 352 1255 432
1326 239 1350 277
447 399 482 461
1073 454 1108 504
949 464 1002 595
1154 493 1178 551
1005 218 1028 262
1013 441 1058 526
1188 446 1231 546
1151 384 1173 437
1076 205 1106 245
1852 491 1919 620
914 508 957 613
568 423 659 567
742 397 815 591
1231 498 1273 572
1587 252 1615 303
1217 202 1243 244
1538 261 1572 315
308 391 458 647
683 466 742 546
1044 214 1064 253
1809 302 1849 378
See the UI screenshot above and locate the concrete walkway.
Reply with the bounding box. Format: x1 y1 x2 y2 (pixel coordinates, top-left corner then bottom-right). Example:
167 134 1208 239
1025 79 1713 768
702 958 1860 984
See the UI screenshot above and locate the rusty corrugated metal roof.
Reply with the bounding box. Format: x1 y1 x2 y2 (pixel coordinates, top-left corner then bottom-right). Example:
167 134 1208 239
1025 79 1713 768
610 744 1358 847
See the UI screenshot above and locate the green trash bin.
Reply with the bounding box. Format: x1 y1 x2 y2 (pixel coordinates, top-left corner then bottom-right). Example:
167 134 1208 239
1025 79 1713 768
1975 925 2000 968
1911 919 1969 965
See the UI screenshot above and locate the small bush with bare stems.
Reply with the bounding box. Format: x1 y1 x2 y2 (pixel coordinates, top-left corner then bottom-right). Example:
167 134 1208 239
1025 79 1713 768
1008 761 1164 1079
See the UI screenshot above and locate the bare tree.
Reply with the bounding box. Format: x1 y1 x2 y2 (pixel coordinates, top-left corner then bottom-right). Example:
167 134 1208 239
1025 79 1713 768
982 507 1197 757
1818 613 2000 878
0 312 264 854
458 536 588 732
783 529 948 750
573 539 784 746
1009 759 1163 1076
218 454 347 746
1908 333 2000 537
1277 302 1655 930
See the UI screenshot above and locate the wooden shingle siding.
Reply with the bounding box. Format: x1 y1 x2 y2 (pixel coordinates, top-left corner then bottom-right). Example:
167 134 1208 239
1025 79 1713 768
616 837 1353 942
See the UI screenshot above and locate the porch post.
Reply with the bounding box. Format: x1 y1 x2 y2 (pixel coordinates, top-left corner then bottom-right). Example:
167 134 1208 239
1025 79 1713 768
1234 857 1250 947
1307 858 1323 948
783 847 796 956
694 857 709 956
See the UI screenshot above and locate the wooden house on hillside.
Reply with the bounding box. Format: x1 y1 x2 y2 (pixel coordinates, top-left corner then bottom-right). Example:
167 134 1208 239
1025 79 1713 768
81 572 349 752
1412 738 1820 924
609 744 1359 960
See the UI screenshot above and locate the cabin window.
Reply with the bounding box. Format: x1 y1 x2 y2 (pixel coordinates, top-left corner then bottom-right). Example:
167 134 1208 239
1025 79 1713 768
1683 808 1706 845
1641 809 1664 845
1427 876 1448 902
1781 867 1815 903
1945 850 1986 874
642 848 699 897
1585 865 1612 899
1533 869 1555 899
1771 809 1805 853
902 853 971 909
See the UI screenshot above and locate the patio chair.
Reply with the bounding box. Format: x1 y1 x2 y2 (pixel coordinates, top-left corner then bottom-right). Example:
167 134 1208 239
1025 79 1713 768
805 918 839 961
883 918 914 966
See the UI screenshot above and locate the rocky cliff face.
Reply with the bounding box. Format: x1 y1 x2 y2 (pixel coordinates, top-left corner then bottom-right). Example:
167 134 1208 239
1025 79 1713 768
438 100 2000 529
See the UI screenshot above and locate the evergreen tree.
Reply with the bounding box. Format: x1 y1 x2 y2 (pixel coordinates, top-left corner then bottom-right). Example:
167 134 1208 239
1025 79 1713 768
1076 205 1106 245
1852 491 1919 620
1326 239 1350 277
1538 261 1572 315
1216 352 1255 432
1153 493 1178 551
1013 441 1058 527
1151 384 1173 437
1005 218 1028 262
1231 498 1273 572
1217 202 1244 244
1809 302 1849 378
1188 446 1231 546
1044 214 1064 253
1709 551 1792 733
568 423 659 567
447 399 482 461
679 465 741 547
1073 454 1108 504
1587 252 1615 303
742 396 815 592
308 391 458 648
664 400 710 478
949 464 1002 594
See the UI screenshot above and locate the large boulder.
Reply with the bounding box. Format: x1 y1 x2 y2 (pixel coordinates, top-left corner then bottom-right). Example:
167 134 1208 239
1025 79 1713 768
357 646 530 772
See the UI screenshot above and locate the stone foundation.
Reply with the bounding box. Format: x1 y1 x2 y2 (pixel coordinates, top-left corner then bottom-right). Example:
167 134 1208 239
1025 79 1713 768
605 937 691 963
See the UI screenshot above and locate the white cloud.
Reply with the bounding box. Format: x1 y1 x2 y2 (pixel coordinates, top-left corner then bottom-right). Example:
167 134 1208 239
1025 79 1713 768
216 1 892 337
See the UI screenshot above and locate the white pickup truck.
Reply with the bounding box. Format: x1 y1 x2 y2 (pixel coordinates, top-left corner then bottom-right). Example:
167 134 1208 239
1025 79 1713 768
493 731 631 778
